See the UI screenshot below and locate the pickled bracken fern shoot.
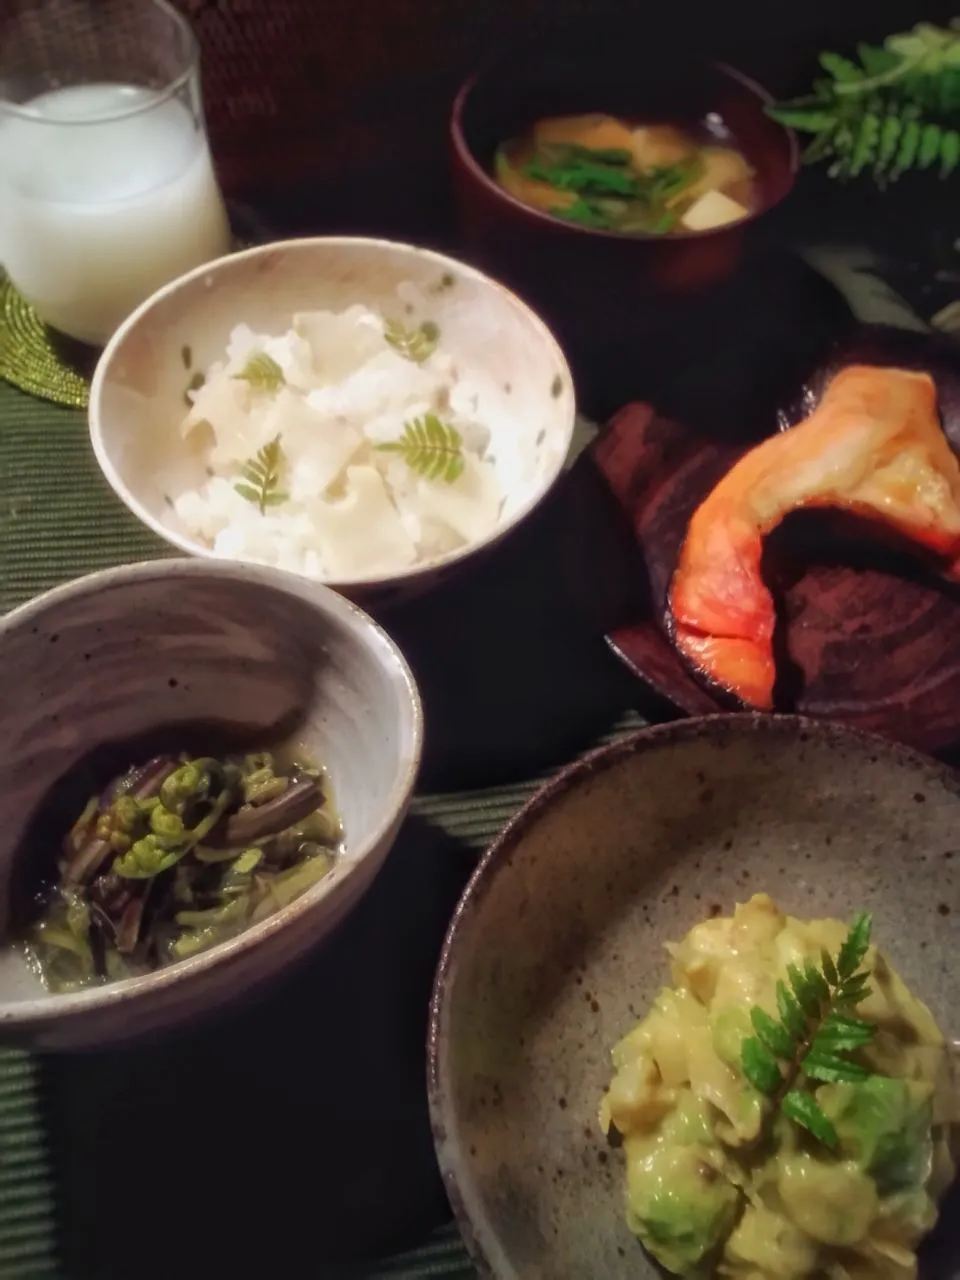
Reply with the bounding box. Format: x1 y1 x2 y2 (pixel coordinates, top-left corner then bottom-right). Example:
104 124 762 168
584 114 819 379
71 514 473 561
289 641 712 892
25 748 342 991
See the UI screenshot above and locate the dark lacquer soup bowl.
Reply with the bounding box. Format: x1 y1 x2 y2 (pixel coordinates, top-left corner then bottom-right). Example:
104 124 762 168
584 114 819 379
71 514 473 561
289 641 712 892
451 32 797 333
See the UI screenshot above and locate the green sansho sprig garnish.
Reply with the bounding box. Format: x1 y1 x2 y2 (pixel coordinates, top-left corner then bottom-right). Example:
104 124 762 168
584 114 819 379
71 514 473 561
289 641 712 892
741 911 875 1148
384 318 440 364
235 434 288 513
234 352 286 392
375 414 465 484
768 22 960 184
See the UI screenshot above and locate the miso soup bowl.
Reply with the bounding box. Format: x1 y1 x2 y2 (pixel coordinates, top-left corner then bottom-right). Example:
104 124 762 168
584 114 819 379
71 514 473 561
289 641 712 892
451 30 798 405
0 559 422 1050
452 37 797 295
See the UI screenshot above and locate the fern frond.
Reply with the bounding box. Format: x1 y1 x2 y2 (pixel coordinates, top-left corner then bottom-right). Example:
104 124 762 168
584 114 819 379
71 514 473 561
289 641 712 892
375 414 465 484
891 117 922 177
750 1007 795 1058
874 112 904 180
234 435 287 513
857 42 902 77
384 318 440 364
234 352 285 393
941 127 960 173
837 911 872 977
777 980 806 1040
849 112 882 174
919 122 943 166
740 912 876 1149
820 51 863 83
782 1091 839 1147
767 24 960 185
766 107 838 132
742 1037 783 1094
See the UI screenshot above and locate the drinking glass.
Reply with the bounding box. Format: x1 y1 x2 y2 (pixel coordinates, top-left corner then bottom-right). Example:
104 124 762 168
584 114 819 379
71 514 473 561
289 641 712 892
0 0 231 345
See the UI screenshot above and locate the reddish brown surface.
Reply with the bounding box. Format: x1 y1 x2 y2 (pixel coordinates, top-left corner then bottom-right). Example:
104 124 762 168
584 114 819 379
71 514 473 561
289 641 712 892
160 0 933 247
592 327 960 755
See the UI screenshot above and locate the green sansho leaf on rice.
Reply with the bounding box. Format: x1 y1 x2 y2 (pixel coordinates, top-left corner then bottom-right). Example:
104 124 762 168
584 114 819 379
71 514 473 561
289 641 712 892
234 352 285 392
376 414 465 484
384 318 440 364
235 435 288 514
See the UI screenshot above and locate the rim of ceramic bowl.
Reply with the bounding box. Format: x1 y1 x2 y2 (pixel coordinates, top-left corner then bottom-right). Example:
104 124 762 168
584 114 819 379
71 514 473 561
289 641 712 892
450 58 800 245
425 712 957 1275
0 557 424 1028
88 236 578 590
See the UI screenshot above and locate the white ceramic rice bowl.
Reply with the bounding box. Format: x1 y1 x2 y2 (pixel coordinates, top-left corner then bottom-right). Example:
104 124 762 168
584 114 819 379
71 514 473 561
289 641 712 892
89 237 576 605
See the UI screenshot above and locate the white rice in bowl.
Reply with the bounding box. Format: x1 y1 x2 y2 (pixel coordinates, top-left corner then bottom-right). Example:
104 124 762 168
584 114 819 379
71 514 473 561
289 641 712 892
165 281 528 581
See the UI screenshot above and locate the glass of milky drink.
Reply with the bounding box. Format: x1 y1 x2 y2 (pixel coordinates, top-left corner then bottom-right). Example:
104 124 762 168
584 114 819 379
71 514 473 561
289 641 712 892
0 0 231 346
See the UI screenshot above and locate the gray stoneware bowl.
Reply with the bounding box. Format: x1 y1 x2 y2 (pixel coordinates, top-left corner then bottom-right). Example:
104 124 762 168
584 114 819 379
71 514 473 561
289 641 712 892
0 559 422 1051
428 715 959 1279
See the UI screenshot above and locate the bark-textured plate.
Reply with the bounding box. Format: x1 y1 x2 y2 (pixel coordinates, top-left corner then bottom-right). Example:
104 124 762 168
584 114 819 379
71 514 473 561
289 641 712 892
593 325 960 755
428 715 959 1279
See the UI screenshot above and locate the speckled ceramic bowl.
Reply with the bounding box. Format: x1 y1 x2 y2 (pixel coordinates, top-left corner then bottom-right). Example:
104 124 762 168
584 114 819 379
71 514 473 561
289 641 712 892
0 559 422 1051
88 237 576 607
429 715 959 1279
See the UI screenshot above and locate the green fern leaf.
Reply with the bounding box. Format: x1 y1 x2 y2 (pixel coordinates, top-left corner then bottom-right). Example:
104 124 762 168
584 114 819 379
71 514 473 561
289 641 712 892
803 960 830 1004
874 113 903 178
769 26 960 186
750 1007 796 1058
901 69 937 110
768 107 838 132
838 912 872 978
837 973 872 1006
887 24 960 75
741 1037 782 1096
803 1049 871 1084
777 981 806 1040
812 1011 876 1054
850 113 882 173
788 963 822 1016
375 414 465 484
782 1091 840 1148
940 68 960 112
234 352 285 393
821 51 863 82
919 122 943 166
941 128 960 175
741 912 879 1150
234 434 287 514
857 42 902 77
891 116 922 177
384 318 441 364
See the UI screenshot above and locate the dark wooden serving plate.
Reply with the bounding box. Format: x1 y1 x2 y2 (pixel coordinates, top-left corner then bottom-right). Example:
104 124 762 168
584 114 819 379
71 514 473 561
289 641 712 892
592 324 960 755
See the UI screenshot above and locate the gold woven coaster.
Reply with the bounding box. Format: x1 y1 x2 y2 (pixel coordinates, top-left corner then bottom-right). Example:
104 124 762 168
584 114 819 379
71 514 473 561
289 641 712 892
0 272 92 410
